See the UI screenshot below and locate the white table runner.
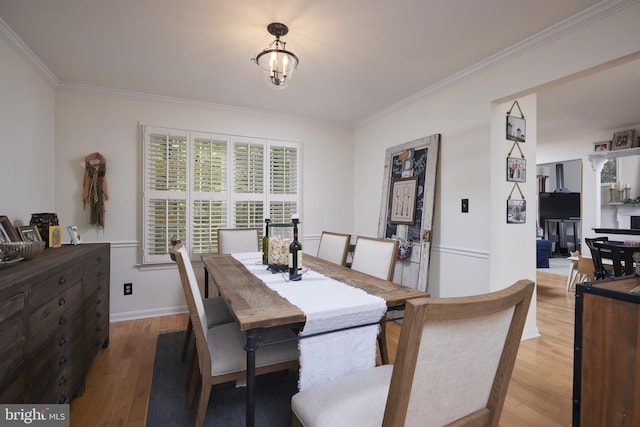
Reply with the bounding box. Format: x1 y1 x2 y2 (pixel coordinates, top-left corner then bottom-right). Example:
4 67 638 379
232 252 387 390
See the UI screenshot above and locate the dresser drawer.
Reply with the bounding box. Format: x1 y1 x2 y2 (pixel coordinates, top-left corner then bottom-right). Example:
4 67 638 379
0 363 26 403
31 345 83 404
30 284 82 350
0 293 24 349
30 264 83 309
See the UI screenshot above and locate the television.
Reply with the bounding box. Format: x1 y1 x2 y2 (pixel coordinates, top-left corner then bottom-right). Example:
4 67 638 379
539 192 581 221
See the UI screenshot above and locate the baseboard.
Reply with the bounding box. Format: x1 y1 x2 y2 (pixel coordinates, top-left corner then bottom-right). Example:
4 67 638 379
110 305 187 323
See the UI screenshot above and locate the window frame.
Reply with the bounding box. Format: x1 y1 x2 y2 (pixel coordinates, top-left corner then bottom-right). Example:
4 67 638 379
141 124 301 264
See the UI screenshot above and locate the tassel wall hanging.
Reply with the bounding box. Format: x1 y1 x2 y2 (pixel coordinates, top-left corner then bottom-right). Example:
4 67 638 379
82 152 109 228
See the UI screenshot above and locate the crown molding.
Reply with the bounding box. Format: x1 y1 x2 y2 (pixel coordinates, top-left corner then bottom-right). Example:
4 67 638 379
0 16 58 88
355 0 638 128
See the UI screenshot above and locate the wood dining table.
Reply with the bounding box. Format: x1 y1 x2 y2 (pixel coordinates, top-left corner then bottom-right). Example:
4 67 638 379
201 253 428 427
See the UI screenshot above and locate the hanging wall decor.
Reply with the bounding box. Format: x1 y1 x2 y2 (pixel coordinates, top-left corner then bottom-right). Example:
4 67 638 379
82 152 109 228
506 100 526 143
506 139 526 182
507 183 526 224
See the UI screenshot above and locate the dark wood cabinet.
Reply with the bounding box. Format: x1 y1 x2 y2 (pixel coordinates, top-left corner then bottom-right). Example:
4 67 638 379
573 275 640 427
0 243 110 404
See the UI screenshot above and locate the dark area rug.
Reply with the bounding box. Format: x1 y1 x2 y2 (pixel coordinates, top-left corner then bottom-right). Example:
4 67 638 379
146 330 298 427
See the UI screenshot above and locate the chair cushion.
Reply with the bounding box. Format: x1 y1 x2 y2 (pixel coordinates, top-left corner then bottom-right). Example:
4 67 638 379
291 365 393 427
207 324 299 376
203 296 234 327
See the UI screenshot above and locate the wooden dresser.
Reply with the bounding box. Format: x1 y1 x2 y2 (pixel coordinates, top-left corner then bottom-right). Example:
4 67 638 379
573 275 640 427
0 243 110 404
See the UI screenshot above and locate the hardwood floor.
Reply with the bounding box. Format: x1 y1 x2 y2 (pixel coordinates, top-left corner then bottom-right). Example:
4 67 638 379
70 271 575 426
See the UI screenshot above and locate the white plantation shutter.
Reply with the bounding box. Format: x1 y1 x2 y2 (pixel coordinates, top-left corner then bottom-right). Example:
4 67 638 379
191 133 228 254
233 138 265 230
269 141 299 223
143 128 188 263
142 125 301 264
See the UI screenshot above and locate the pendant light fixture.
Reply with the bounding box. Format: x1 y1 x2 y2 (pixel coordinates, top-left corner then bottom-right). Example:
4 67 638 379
252 22 299 89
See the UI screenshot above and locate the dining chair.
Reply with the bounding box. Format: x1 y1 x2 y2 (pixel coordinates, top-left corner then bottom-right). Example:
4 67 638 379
350 236 399 364
217 227 259 254
316 231 351 266
291 279 534 427
350 236 399 281
593 241 639 277
585 237 611 280
170 241 235 362
174 246 299 427
567 255 595 291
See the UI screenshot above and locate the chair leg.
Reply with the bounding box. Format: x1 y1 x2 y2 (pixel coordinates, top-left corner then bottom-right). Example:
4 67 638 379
186 351 199 409
185 342 198 390
378 320 388 365
181 319 193 362
195 380 212 427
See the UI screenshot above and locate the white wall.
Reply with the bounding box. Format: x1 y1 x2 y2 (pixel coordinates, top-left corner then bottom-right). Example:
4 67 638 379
53 88 355 320
353 3 640 338
0 37 55 220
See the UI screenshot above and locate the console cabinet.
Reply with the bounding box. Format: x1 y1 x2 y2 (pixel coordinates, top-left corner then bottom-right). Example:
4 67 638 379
0 243 110 404
573 275 640 426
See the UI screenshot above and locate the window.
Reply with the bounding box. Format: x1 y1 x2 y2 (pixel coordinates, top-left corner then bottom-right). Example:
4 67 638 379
600 158 617 185
142 125 300 264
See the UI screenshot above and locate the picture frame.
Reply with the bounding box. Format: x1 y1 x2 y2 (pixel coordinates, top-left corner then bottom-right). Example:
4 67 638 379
611 129 635 151
18 225 42 242
49 225 63 248
506 115 526 143
0 215 20 242
506 157 526 182
389 176 418 224
0 222 11 244
67 225 82 245
593 141 611 152
507 199 526 224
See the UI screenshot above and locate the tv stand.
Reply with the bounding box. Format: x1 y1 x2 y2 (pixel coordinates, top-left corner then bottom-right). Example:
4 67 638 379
545 218 580 255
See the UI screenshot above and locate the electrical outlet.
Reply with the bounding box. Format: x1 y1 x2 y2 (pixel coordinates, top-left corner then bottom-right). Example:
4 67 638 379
124 283 133 295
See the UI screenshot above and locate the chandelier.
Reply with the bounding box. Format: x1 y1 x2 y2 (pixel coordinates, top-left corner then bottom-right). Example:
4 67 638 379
252 23 299 89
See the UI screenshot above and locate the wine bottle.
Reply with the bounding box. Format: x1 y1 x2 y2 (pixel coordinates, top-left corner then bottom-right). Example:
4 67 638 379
289 217 302 281
262 218 270 265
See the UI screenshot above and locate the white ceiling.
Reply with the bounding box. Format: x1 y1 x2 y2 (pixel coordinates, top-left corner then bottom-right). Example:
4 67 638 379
1 0 638 140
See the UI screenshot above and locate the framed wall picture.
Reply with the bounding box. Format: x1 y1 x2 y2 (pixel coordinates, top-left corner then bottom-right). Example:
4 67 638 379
507 199 526 224
389 176 418 225
67 225 82 245
593 141 610 152
49 225 63 248
18 225 42 242
0 215 20 242
611 129 635 151
506 115 526 143
506 157 526 182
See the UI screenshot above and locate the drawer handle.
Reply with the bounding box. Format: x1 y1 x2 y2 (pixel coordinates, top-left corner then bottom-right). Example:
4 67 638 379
58 337 66 346
58 394 67 404
59 355 67 366
97 256 102 262
96 326 102 332
96 298 102 305
58 297 66 306
58 276 66 285
58 376 66 386
58 316 66 326
97 271 103 278
97 284 102 290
